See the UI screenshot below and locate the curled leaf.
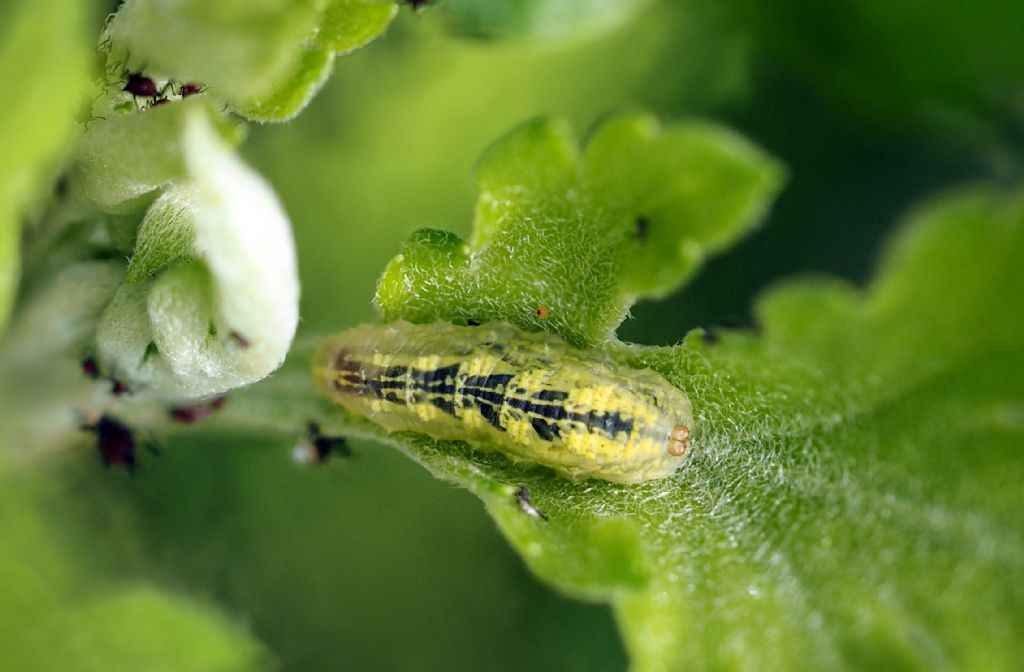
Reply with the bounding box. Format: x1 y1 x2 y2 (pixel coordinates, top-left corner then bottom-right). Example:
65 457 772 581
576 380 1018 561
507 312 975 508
72 98 202 212
97 108 299 398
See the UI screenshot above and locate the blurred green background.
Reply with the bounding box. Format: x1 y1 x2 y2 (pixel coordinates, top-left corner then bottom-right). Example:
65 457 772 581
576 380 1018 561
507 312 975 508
19 0 1024 669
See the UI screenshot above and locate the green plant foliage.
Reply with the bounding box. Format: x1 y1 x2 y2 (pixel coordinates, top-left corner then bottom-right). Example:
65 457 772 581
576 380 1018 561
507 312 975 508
360 120 1024 668
724 0 1024 139
317 0 399 53
105 0 322 105
435 0 648 41
72 100 200 211
126 183 198 283
96 108 300 399
375 114 784 347
0 463 271 672
105 0 397 122
0 0 90 331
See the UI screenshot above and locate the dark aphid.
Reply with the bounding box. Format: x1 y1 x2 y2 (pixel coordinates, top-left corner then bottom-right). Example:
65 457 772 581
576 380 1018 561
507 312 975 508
634 216 650 240
169 396 228 424
294 422 350 464
123 73 158 98
81 414 138 473
111 379 130 396
700 328 719 346
514 486 548 521
535 306 549 319
466 319 481 327
81 357 100 380
407 0 431 8
179 82 204 97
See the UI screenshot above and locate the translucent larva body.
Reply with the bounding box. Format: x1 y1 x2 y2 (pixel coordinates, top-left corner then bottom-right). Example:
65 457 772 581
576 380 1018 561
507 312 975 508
312 321 693 483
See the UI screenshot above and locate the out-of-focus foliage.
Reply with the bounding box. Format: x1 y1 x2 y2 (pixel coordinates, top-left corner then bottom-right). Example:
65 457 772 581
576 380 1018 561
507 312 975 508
0 462 272 671
1 0 1022 670
723 0 1024 140
434 0 648 41
0 0 90 329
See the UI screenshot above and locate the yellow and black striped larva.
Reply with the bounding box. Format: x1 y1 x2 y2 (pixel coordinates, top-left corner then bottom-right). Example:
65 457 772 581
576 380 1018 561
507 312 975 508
313 321 694 484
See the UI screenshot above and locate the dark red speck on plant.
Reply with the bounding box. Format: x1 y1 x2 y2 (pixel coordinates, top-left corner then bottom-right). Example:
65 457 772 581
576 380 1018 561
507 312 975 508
82 415 138 473
123 73 158 98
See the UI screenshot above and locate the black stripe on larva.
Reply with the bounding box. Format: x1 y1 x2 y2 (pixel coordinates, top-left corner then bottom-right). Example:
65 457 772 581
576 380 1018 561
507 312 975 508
595 411 633 437
507 395 634 439
333 350 361 372
421 364 460 391
430 396 457 415
462 373 515 391
381 364 409 379
371 379 407 390
533 389 569 402
505 397 565 421
530 417 558 441
329 357 634 442
473 399 503 429
462 387 505 406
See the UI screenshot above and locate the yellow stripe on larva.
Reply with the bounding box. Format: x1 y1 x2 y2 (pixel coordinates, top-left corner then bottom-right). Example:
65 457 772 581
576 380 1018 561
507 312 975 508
312 321 694 483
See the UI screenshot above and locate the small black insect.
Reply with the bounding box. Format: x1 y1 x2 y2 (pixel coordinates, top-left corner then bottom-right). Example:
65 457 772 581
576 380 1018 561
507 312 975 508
123 73 158 98
179 82 204 97
81 414 157 474
293 422 350 464
514 486 548 521
123 72 173 109
81 357 100 379
634 216 650 240
111 379 130 396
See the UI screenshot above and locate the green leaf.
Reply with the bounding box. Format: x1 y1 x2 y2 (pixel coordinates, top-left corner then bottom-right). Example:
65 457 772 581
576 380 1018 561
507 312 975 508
375 113 784 347
357 116 1024 668
231 45 336 123
0 0 90 331
0 462 272 672
71 98 210 211
316 0 398 54
126 183 197 283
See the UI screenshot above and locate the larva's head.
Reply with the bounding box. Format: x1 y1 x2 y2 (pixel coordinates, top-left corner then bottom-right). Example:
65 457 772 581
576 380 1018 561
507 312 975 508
667 424 691 457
